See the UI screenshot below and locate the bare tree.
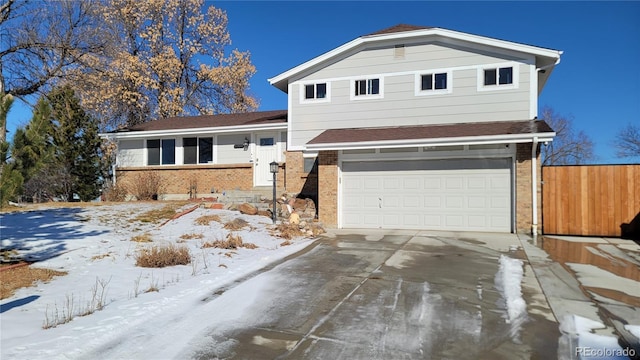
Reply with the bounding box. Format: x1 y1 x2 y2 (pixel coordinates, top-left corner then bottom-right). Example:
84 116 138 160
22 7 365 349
615 123 640 159
0 0 105 142
540 106 595 165
72 0 258 129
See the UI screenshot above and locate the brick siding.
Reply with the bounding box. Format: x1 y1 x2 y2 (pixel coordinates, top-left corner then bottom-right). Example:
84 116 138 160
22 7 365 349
515 143 542 234
317 151 338 225
117 164 253 200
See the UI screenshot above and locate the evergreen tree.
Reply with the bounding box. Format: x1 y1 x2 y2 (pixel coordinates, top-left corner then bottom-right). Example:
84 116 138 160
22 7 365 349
49 86 102 202
0 94 24 206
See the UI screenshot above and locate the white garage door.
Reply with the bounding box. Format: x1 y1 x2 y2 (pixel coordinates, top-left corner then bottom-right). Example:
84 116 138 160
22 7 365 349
341 158 511 232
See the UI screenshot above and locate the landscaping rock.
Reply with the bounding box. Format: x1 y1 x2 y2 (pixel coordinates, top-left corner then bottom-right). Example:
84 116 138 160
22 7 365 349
238 203 258 215
289 213 300 225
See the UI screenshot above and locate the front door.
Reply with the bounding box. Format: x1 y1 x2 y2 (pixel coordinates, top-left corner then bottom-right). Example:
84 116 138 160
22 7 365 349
255 134 277 186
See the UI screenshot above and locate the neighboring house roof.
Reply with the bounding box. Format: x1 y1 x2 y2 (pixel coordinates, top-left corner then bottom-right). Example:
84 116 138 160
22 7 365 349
101 110 287 139
268 24 562 93
306 120 555 150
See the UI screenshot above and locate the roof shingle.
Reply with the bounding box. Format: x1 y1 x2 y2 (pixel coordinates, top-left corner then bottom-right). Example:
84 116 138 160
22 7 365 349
116 110 287 132
307 120 554 145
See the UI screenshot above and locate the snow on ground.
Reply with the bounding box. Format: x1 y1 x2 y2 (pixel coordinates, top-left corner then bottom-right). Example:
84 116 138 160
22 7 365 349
495 255 526 324
0 203 313 360
558 314 633 360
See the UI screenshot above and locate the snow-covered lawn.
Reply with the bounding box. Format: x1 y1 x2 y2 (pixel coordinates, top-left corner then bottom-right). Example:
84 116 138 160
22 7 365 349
0 203 312 359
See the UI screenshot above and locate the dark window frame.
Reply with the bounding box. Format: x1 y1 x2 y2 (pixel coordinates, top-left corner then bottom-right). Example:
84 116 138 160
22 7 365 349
354 78 380 96
484 66 513 86
304 83 327 100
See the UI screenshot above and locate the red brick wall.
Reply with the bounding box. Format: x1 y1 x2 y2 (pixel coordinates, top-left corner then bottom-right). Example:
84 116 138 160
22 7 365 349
117 164 253 199
516 143 542 234
317 151 338 225
284 151 318 197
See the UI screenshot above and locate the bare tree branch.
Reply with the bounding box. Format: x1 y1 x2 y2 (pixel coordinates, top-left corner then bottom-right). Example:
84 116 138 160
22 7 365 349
615 123 640 158
540 106 596 165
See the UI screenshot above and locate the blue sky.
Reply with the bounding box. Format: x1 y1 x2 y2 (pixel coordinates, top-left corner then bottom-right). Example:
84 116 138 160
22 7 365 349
6 1 640 163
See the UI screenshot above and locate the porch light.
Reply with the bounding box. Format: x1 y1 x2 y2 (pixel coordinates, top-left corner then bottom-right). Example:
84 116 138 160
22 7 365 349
270 161 279 174
243 137 249 151
270 161 278 224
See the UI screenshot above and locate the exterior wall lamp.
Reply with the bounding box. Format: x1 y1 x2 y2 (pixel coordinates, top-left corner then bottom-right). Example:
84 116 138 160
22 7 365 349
270 161 279 224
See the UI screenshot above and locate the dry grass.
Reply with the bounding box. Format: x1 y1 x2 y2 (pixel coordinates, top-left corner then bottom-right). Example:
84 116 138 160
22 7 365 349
201 234 257 250
276 223 305 240
280 240 292 246
179 233 204 240
1 265 67 300
223 218 249 231
91 253 113 261
194 214 221 226
135 245 191 268
131 233 153 243
134 203 186 224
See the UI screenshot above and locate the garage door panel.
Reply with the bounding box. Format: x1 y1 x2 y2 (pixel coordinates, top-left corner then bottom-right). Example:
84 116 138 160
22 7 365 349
468 196 486 208
341 158 511 232
424 196 442 208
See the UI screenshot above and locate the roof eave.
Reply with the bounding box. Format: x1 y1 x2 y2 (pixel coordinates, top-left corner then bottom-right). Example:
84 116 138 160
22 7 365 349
99 122 287 140
305 132 556 151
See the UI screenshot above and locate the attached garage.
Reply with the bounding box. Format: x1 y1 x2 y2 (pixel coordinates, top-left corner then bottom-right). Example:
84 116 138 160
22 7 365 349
340 157 513 232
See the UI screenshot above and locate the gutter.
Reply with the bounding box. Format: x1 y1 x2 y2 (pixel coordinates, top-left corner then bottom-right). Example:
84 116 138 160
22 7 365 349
99 122 287 140
532 136 539 236
305 132 556 151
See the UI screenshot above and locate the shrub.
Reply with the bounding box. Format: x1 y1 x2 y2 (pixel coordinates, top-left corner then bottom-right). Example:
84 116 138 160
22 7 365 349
223 218 249 231
102 181 127 202
126 171 166 201
194 214 221 225
201 233 257 250
276 223 304 240
135 245 191 268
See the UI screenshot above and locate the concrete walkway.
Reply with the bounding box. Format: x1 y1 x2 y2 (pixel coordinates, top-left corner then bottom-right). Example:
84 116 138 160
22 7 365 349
518 234 640 358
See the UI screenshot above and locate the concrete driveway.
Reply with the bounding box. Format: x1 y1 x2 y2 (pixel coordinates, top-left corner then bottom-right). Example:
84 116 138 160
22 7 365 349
187 230 559 359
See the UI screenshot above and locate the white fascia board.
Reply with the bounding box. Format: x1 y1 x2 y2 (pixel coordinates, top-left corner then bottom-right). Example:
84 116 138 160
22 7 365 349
100 123 287 140
268 28 561 91
306 132 556 151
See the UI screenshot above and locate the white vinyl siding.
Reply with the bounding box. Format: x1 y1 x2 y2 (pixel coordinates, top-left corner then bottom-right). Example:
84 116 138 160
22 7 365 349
288 42 533 149
217 134 251 164
117 139 144 167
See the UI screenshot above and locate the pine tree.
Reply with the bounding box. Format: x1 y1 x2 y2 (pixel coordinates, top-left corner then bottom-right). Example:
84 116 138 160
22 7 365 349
0 94 24 206
49 86 102 202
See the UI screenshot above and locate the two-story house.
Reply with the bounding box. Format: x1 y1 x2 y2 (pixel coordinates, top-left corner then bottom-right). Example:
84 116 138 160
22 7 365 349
103 24 562 235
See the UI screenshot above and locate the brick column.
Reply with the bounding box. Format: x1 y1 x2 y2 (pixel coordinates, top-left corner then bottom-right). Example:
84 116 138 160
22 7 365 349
515 143 542 234
318 150 338 226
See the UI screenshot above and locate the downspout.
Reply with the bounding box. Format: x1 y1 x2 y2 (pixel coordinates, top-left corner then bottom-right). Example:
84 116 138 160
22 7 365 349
531 136 539 236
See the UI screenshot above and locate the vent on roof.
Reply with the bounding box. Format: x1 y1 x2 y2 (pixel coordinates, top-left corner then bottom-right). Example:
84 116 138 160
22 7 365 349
394 44 405 59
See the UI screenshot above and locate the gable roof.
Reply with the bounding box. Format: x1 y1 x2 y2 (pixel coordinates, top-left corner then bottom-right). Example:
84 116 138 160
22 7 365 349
364 24 433 36
114 110 287 132
306 120 555 150
268 24 562 93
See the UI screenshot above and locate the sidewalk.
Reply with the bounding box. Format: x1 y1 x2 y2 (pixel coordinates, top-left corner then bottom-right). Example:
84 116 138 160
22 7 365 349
518 234 640 359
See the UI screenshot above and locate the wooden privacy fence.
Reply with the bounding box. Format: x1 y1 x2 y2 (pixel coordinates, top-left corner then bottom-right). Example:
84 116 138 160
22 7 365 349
542 164 640 237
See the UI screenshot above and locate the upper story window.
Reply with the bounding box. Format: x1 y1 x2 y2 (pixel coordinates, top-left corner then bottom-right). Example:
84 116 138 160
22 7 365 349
484 66 512 86
416 71 452 96
351 77 383 100
184 137 213 164
300 82 330 104
478 64 518 91
305 83 326 99
148 139 175 165
355 78 379 96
